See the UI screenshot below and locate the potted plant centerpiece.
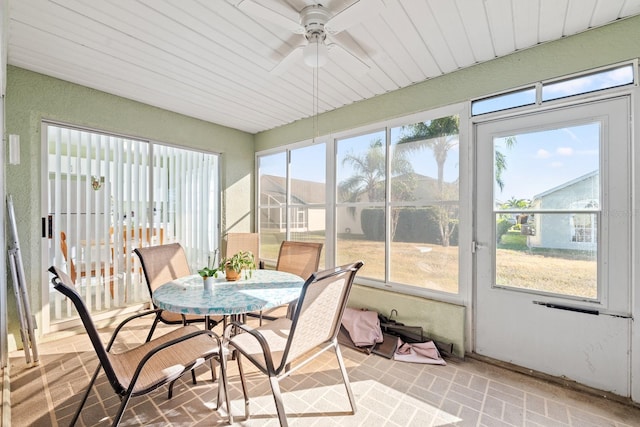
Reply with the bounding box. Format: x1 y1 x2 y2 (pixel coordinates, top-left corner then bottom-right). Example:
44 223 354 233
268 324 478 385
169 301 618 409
222 250 256 281
198 266 220 290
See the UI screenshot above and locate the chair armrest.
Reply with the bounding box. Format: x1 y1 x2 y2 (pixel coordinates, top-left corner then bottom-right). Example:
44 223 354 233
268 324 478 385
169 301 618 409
223 322 278 372
107 309 163 351
127 329 222 394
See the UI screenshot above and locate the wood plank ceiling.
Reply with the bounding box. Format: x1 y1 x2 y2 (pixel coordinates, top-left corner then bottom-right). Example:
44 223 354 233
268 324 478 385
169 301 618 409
7 0 640 134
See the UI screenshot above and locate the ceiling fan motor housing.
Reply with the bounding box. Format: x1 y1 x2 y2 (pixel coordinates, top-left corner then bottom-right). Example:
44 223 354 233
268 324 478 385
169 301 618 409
301 5 330 43
301 5 331 67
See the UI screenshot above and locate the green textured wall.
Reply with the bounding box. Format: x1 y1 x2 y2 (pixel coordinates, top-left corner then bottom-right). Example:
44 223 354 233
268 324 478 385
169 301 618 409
350 285 465 357
5 66 254 346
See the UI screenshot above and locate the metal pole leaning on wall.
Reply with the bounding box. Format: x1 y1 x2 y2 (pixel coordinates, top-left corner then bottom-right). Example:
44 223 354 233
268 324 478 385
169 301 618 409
6 195 38 365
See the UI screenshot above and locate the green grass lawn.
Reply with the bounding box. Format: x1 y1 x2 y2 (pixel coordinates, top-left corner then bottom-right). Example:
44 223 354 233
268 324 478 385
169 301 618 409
259 229 596 298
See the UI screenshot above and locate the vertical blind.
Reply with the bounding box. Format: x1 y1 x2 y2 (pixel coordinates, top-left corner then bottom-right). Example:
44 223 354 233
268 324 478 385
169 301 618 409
47 124 218 325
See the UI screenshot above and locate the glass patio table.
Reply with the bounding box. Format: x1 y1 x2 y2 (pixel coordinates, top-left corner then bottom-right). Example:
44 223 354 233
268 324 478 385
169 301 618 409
152 269 305 323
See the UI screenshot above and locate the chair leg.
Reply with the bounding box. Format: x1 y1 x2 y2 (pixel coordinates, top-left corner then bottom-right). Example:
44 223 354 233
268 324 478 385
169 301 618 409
334 342 357 414
112 392 133 427
268 375 288 427
168 379 177 399
236 353 250 420
70 364 102 426
219 353 233 424
210 358 217 381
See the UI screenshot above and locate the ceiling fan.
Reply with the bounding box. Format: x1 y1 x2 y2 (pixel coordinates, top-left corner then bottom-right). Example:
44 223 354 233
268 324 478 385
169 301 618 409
235 0 384 75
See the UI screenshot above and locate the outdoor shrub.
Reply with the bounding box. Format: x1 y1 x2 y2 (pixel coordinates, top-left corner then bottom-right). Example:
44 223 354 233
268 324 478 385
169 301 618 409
360 208 385 241
361 207 459 246
496 218 512 243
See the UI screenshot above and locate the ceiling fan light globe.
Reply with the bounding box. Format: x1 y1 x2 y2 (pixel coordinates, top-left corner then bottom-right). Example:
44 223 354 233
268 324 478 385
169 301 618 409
303 40 328 68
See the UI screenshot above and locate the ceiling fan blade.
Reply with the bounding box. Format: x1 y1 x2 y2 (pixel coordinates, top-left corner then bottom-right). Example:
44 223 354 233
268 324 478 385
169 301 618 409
270 46 304 75
327 43 370 76
325 0 384 34
237 0 304 33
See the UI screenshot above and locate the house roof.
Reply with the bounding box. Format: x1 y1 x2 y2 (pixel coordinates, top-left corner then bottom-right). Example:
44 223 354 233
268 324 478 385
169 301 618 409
532 170 599 200
261 174 326 204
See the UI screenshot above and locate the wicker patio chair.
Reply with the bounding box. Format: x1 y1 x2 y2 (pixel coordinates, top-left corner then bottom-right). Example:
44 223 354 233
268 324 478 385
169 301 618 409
48 266 230 427
224 261 364 427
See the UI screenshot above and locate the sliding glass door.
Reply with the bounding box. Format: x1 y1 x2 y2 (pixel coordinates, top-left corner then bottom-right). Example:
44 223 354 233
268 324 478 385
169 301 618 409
43 123 218 330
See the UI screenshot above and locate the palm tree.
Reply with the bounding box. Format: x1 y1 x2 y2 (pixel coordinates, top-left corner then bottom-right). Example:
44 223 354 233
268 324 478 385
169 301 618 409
398 116 459 246
500 196 532 229
339 138 415 240
495 136 517 192
338 139 386 204
501 197 531 210
398 116 459 193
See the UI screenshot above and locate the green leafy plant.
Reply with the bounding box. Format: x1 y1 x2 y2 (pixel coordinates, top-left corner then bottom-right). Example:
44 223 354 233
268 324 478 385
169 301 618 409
197 266 220 279
198 267 220 279
221 250 256 280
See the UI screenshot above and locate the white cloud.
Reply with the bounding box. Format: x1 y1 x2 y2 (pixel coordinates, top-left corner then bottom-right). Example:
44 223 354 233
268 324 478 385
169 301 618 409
536 149 551 158
557 147 573 156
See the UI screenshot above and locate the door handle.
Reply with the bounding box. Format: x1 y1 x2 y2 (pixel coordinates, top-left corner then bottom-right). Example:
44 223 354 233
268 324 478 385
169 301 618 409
471 241 487 253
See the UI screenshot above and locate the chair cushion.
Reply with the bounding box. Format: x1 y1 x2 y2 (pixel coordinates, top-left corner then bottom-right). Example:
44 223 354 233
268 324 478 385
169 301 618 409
108 325 219 394
230 318 292 371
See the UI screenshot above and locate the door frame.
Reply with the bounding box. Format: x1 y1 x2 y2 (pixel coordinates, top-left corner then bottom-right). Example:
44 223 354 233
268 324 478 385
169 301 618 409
632 85 640 403
471 93 635 398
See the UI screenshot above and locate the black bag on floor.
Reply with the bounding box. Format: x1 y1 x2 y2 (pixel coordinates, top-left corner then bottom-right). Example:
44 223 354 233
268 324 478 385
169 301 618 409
377 313 454 357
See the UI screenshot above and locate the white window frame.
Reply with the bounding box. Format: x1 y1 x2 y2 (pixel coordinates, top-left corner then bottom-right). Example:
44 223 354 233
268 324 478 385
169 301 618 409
256 102 470 306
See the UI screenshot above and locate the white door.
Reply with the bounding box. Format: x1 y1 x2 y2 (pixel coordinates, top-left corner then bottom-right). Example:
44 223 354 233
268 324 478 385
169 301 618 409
474 97 632 396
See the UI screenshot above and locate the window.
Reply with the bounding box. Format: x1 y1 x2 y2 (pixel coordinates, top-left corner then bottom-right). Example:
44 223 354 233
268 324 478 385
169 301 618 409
472 62 636 116
336 130 386 281
258 151 287 261
389 117 460 292
493 122 600 299
542 64 634 101
570 200 598 243
258 112 462 294
471 87 536 116
258 143 326 266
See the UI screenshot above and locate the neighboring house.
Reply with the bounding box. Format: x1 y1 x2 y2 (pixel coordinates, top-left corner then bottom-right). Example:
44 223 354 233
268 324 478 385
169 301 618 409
528 171 598 250
260 175 326 232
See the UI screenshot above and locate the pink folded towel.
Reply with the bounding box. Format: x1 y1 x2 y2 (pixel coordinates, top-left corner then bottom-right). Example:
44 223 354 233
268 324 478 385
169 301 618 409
393 338 446 365
341 308 384 347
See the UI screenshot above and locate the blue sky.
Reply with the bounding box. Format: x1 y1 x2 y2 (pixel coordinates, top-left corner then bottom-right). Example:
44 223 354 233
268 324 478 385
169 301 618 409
259 122 599 205
494 122 599 203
